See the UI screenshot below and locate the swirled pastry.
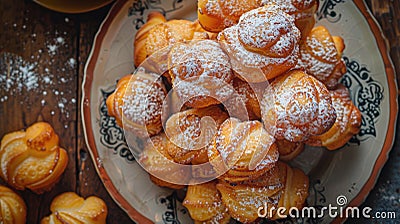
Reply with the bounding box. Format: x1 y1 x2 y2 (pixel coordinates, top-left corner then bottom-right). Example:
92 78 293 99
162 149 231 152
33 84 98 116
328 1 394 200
208 118 279 182
106 71 167 138
307 85 362 150
168 39 235 108
0 122 68 194
217 161 308 222
264 0 319 41
197 0 261 32
134 12 210 67
165 106 228 165
0 185 27 224
271 162 309 220
276 139 304 161
218 5 301 82
261 70 337 142
41 192 107 224
183 181 230 223
223 78 264 120
139 133 190 189
216 167 283 222
197 0 317 40
297 26 346 89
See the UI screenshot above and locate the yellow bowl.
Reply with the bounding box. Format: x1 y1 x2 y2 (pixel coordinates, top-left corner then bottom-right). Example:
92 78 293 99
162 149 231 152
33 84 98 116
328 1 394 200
33 0 114 13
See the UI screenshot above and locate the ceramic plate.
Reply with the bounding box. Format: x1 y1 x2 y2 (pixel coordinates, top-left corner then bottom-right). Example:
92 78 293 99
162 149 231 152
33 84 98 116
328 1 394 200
82 0 397 223
34 0 114 13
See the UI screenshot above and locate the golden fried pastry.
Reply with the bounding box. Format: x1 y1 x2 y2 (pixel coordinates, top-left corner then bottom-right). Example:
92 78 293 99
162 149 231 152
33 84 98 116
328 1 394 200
197 0 261 32
216 161 308 222
168 39 235 108
271 162 309 220
208 118 279 182
224 78 264 120
297 26 346 89
265 0 319 41
134 12 210 74
216 168 283 222
307 85 362 150
139 133 190 189
183 181 230 223
0 122 68 194
165 106 229 165
0 185 27 224
276 139 304 161
261 70 337 142
106 71 167 138
218 5 301 82
41 192 107 224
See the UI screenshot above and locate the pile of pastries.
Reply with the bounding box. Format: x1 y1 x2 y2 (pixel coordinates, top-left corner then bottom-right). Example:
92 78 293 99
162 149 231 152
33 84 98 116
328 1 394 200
106 0 362 223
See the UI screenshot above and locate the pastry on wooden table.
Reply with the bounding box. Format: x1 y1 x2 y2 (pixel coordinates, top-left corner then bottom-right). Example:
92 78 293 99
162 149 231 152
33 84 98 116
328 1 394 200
297 26 346 89
223 78 264 120
276 139 305 161
0 122 68 194
183 181 230 224
41 192 107 224
208 118 279 182
260 70 337 142
168 39 235 108
307 84 362 150
106 70 167 138
218 5 301 82
165 106 228 165
139 133 191 189
0 185 26 224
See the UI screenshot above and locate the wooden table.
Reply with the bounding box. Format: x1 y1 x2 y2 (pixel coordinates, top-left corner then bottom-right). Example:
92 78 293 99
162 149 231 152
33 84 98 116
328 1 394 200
0 1 398 223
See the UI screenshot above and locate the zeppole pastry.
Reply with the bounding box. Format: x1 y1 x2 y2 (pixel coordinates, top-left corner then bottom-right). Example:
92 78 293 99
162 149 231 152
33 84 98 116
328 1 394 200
197 0 261 32
297 26 346 89
183 181 230 224
307 85 362 150
139 133 191 189
261 70 337 142
276 139 304 161
0 122 68 194
198 0 318 39
41 192 107 224
218 4 301 82
165 106 228 165
0 185 27 224
217 161 309 222
134 12 210 73
266 0 319 41
216 166 283 222
223 78 264 120
208 118 279 182
106 70 167 138
168 39 235 108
